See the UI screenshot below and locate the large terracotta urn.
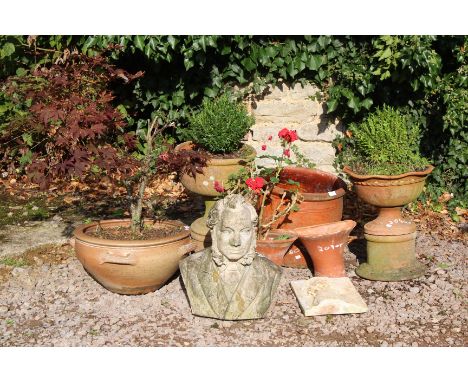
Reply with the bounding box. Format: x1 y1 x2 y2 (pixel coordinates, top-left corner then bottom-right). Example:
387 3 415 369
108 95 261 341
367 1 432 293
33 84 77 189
176 141 256 250
344 165 434 281
260 167 347 268
72 219 195 295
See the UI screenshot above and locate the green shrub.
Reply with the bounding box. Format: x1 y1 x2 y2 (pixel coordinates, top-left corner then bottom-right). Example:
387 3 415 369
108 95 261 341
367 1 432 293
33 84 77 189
342 106 429 175
184 93 254 154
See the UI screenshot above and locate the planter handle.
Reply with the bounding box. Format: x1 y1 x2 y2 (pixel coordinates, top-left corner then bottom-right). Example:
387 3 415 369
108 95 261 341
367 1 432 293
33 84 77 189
178 242 197 256
99 251 137 266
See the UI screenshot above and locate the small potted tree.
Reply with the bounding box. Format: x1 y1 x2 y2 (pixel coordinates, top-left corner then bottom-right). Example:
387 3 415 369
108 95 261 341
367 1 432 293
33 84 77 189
2 51 204 294
341 105 434 281
72 118 205 295
175 93 256 248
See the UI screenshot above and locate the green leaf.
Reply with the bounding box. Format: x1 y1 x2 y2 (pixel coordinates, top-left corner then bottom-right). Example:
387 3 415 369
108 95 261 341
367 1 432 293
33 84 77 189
347 96 360 112
287 61 298 78
204 88 218 98
167 35 177 49
241 57 256 71
134 35 145 51
221 46 231 55
307 54 323 70
1 42 15 58
326 99 338 113
184 57 194 71
270 176 279 184
15 67 27 77
361 98 373 110
22 133 33 146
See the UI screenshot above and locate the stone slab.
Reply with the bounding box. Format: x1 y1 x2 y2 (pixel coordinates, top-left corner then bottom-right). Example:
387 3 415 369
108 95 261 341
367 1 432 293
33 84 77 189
290 277 368 316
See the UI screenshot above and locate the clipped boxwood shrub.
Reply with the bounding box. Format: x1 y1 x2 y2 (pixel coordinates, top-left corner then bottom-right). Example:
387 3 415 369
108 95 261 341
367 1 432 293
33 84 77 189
183 93 254 154
342 105 429 175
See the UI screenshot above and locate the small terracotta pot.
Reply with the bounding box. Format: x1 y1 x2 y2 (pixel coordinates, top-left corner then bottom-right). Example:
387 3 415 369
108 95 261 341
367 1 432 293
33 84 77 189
176 141 256 249
256 229 298 266
294 220 356 277
72 219 195 295
260 167 347 268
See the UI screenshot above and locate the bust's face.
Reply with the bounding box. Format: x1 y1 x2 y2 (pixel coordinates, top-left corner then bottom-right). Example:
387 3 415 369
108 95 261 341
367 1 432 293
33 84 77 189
216 206 254 262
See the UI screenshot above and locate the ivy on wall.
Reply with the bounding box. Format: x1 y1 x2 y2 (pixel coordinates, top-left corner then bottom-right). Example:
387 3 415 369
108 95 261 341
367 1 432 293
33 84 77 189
0 35 466 211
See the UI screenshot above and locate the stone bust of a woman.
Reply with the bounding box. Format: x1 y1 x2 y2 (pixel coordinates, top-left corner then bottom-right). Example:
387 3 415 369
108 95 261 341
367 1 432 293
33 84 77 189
179 194 282 320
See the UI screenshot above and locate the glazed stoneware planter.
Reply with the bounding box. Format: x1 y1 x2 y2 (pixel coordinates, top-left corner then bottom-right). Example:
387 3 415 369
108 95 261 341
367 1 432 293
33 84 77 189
344 165 434 281
293 220 356 277
260 167 347 268
256 229 298 266
176 141 256 250
71 219 195 295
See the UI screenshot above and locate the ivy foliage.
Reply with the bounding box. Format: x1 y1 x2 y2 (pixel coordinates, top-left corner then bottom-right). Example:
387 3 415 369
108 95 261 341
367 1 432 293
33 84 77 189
0 35 466 210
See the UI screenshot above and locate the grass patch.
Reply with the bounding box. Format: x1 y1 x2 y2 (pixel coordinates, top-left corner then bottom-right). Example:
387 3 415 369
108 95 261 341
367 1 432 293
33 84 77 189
437 262 451 269
0 257 29 267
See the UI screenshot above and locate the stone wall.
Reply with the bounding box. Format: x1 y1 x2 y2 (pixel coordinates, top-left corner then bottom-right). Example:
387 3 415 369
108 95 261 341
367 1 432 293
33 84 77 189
243 83 344 174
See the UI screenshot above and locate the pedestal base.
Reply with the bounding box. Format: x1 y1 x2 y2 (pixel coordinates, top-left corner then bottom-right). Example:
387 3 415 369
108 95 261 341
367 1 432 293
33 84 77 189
190 216 211 251
356 232 427 281
356 261 426 281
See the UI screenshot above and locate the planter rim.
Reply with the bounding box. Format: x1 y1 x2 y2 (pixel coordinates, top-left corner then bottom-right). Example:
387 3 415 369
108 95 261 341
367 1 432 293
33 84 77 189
258 229 298 244
293 219 357 238
274 166 347 201
343 165 434 181
73 219 190 247
175 141 256 166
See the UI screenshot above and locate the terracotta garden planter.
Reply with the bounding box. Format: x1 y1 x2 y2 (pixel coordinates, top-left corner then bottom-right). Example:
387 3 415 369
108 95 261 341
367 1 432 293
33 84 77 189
176 141 256 250
344 165 434 281
256 229 298 266
294 220 356 277
71 219 195 295
260 167 347 268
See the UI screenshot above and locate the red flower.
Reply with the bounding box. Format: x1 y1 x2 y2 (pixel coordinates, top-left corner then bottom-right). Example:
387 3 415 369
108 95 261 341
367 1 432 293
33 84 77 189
213 181 225 193
267 135 273 141
246 177 266 194
278 128 298 143
283 148 290 157
261 144 267 151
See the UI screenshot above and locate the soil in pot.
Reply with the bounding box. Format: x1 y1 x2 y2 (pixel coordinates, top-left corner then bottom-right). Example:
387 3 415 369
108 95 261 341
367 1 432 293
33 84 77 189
86 223 184 241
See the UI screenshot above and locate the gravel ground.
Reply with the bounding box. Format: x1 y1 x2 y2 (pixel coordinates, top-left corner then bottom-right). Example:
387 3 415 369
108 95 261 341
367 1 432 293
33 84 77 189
0 231 466 346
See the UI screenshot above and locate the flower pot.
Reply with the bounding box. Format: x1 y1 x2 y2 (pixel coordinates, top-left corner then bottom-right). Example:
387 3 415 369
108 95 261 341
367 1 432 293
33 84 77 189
176 141 256 249
344 165 434 281
256 229 298 266
294 220 356 277
260 167 347 268
71 219 195 295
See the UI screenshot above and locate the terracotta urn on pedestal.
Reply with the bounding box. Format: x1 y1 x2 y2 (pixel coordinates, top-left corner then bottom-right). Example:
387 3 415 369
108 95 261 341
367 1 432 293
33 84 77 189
344 165 434 281
260 167 347 268
72 219 195 295
255 229 298 266
294 220 356 277
176 141 256 250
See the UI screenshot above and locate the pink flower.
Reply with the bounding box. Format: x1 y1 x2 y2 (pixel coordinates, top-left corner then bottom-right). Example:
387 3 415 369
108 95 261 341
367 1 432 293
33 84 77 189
267 135 273 141
278 128 298 143
213 181 225 193
283 148 290 158
261 144 267 151
246 177 266 194
159 152 169 161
